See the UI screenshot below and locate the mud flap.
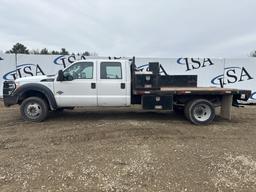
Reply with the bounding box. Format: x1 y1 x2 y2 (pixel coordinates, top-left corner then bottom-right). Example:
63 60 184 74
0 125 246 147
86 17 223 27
220 95 233 120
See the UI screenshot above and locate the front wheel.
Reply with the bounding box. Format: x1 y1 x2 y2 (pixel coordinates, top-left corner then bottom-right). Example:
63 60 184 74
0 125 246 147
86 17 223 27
20 97 49 122
185 99 215 125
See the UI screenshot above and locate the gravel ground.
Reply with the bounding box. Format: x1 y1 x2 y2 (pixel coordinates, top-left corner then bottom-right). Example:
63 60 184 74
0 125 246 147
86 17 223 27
0 101 256 192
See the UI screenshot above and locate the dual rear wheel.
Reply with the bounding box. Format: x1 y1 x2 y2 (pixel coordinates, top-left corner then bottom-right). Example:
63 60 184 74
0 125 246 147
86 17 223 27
174 99 216 125
184 99 216 125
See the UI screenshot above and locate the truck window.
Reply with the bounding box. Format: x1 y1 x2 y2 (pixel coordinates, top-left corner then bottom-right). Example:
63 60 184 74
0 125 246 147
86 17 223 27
64 62 93 79
100 62 122 79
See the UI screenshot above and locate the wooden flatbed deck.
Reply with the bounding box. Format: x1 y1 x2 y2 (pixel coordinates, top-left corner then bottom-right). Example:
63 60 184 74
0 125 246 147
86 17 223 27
160 87 241 94
134 87 250 97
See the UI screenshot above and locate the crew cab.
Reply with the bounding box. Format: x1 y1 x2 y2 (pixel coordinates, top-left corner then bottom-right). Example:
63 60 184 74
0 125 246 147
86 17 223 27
3 58 251 125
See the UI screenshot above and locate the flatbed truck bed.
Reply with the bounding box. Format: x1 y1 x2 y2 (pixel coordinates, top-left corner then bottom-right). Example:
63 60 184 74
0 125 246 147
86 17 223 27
130 59 251 124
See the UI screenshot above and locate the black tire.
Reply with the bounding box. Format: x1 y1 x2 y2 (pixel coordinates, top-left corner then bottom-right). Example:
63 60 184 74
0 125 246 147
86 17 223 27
20 97 49 122
185 99 215 125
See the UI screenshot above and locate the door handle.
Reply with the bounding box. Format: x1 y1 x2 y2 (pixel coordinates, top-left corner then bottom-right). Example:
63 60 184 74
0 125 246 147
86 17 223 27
121 83 125 89
91 83 96 89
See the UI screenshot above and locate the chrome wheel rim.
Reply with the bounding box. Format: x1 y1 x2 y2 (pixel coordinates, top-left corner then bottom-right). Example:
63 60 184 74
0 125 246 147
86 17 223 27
193 104 211 122
26 102 42 118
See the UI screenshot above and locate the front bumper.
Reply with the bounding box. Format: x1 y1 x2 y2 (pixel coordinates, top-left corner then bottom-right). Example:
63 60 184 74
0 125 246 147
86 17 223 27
3 81 18 107
3 95 19 107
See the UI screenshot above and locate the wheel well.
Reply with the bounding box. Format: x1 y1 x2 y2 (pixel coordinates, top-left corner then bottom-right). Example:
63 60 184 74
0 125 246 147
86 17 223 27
18 90 50 107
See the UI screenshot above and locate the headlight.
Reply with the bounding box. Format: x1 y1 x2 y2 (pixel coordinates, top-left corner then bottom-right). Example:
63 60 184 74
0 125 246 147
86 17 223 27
8 83 16 89
3 81 16 95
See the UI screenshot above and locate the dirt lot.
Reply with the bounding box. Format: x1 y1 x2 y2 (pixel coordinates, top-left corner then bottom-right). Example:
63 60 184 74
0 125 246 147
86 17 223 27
0 102 256 192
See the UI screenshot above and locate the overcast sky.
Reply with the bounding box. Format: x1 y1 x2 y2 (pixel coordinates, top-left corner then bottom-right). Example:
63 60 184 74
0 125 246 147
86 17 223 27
0 0 256 58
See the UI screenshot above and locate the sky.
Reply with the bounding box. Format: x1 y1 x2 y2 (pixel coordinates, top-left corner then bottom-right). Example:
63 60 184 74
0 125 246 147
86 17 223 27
0 0 256 58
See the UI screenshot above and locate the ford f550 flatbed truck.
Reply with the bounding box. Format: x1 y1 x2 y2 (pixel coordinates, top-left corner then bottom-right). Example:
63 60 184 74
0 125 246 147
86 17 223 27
3 57 251 125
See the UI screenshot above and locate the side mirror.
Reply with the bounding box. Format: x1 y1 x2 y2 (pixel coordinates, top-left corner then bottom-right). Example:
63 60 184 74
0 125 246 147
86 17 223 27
57 70 64 81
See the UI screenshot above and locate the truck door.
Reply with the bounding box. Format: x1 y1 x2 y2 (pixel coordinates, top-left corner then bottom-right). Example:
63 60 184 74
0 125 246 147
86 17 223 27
97 61 128 106
54 61 97 107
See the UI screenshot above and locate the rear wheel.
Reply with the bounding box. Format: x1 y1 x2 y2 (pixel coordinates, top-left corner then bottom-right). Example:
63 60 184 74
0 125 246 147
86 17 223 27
20 97 49 122
185 99 215 125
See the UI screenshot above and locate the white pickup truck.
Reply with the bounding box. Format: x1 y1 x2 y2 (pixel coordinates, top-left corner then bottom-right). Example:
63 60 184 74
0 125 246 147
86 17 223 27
3 58 251 125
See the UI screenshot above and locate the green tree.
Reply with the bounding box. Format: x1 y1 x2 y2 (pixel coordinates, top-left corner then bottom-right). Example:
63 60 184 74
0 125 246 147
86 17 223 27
7 43 29 54
5 43 96 56
51 50 60 55
82 51 90 56
40 48 49 55
30 49 40 54
60 48 69 55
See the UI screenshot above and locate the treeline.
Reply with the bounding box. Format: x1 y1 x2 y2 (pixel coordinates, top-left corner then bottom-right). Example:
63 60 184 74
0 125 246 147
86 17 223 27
5 43 97 56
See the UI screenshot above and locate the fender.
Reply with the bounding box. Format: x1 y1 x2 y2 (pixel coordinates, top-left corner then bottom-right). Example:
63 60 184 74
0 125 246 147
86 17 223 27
13 83 58 110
